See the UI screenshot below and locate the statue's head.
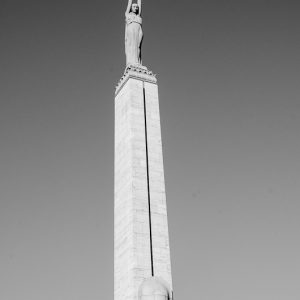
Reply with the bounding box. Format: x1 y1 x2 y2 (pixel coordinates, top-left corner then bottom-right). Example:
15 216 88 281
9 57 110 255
131 3 139 14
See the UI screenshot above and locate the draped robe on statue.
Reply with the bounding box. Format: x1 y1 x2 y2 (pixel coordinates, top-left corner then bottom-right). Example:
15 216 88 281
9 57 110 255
125 13 143 66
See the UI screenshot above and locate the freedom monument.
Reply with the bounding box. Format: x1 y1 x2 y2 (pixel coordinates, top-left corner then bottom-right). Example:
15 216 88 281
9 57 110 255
114 0 173 299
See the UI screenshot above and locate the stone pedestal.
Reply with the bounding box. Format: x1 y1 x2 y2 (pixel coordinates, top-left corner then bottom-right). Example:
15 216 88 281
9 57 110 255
114 65 173 300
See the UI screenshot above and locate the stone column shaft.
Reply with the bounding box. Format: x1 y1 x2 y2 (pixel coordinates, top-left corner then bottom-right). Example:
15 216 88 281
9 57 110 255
114 67 172 300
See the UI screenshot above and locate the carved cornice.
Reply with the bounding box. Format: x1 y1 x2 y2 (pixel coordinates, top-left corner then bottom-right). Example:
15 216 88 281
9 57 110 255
115 64 157 95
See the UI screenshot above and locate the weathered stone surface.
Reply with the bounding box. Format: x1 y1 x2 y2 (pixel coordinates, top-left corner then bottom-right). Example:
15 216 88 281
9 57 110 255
115 72 172 300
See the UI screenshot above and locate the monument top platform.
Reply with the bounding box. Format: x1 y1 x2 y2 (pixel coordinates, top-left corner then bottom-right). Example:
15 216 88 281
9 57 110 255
115 64 157 95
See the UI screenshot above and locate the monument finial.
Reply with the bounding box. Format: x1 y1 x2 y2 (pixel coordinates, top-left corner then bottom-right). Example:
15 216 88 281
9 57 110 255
125 0 143 67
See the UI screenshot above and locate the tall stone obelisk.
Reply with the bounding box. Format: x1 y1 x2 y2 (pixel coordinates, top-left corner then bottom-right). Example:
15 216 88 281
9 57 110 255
114 1 173 300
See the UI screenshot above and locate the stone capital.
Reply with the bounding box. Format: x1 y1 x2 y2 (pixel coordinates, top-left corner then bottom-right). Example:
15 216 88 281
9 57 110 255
115 65 157 95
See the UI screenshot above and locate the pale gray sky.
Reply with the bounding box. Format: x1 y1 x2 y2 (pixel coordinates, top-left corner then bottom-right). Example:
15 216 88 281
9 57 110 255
1 0 300 299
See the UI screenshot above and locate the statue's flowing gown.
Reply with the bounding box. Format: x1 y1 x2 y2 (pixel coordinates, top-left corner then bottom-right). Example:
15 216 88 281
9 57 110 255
125 13 143 66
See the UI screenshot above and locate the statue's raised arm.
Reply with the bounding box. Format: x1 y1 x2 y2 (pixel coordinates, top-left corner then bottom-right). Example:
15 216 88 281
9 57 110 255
125 0 133 16
125 0 143 67
137 0 142 16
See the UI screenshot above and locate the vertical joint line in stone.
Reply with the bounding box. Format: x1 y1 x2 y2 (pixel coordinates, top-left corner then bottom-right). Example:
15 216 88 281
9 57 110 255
143 81 154 276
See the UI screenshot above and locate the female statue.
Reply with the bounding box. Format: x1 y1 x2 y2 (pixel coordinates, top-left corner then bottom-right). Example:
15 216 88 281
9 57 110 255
125 0 143 66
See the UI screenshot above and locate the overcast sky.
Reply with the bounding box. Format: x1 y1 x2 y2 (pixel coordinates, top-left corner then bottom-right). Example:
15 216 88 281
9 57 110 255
1 0 300 299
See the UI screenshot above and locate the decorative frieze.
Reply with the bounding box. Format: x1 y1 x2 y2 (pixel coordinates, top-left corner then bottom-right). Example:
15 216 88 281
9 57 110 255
115 64 157 95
